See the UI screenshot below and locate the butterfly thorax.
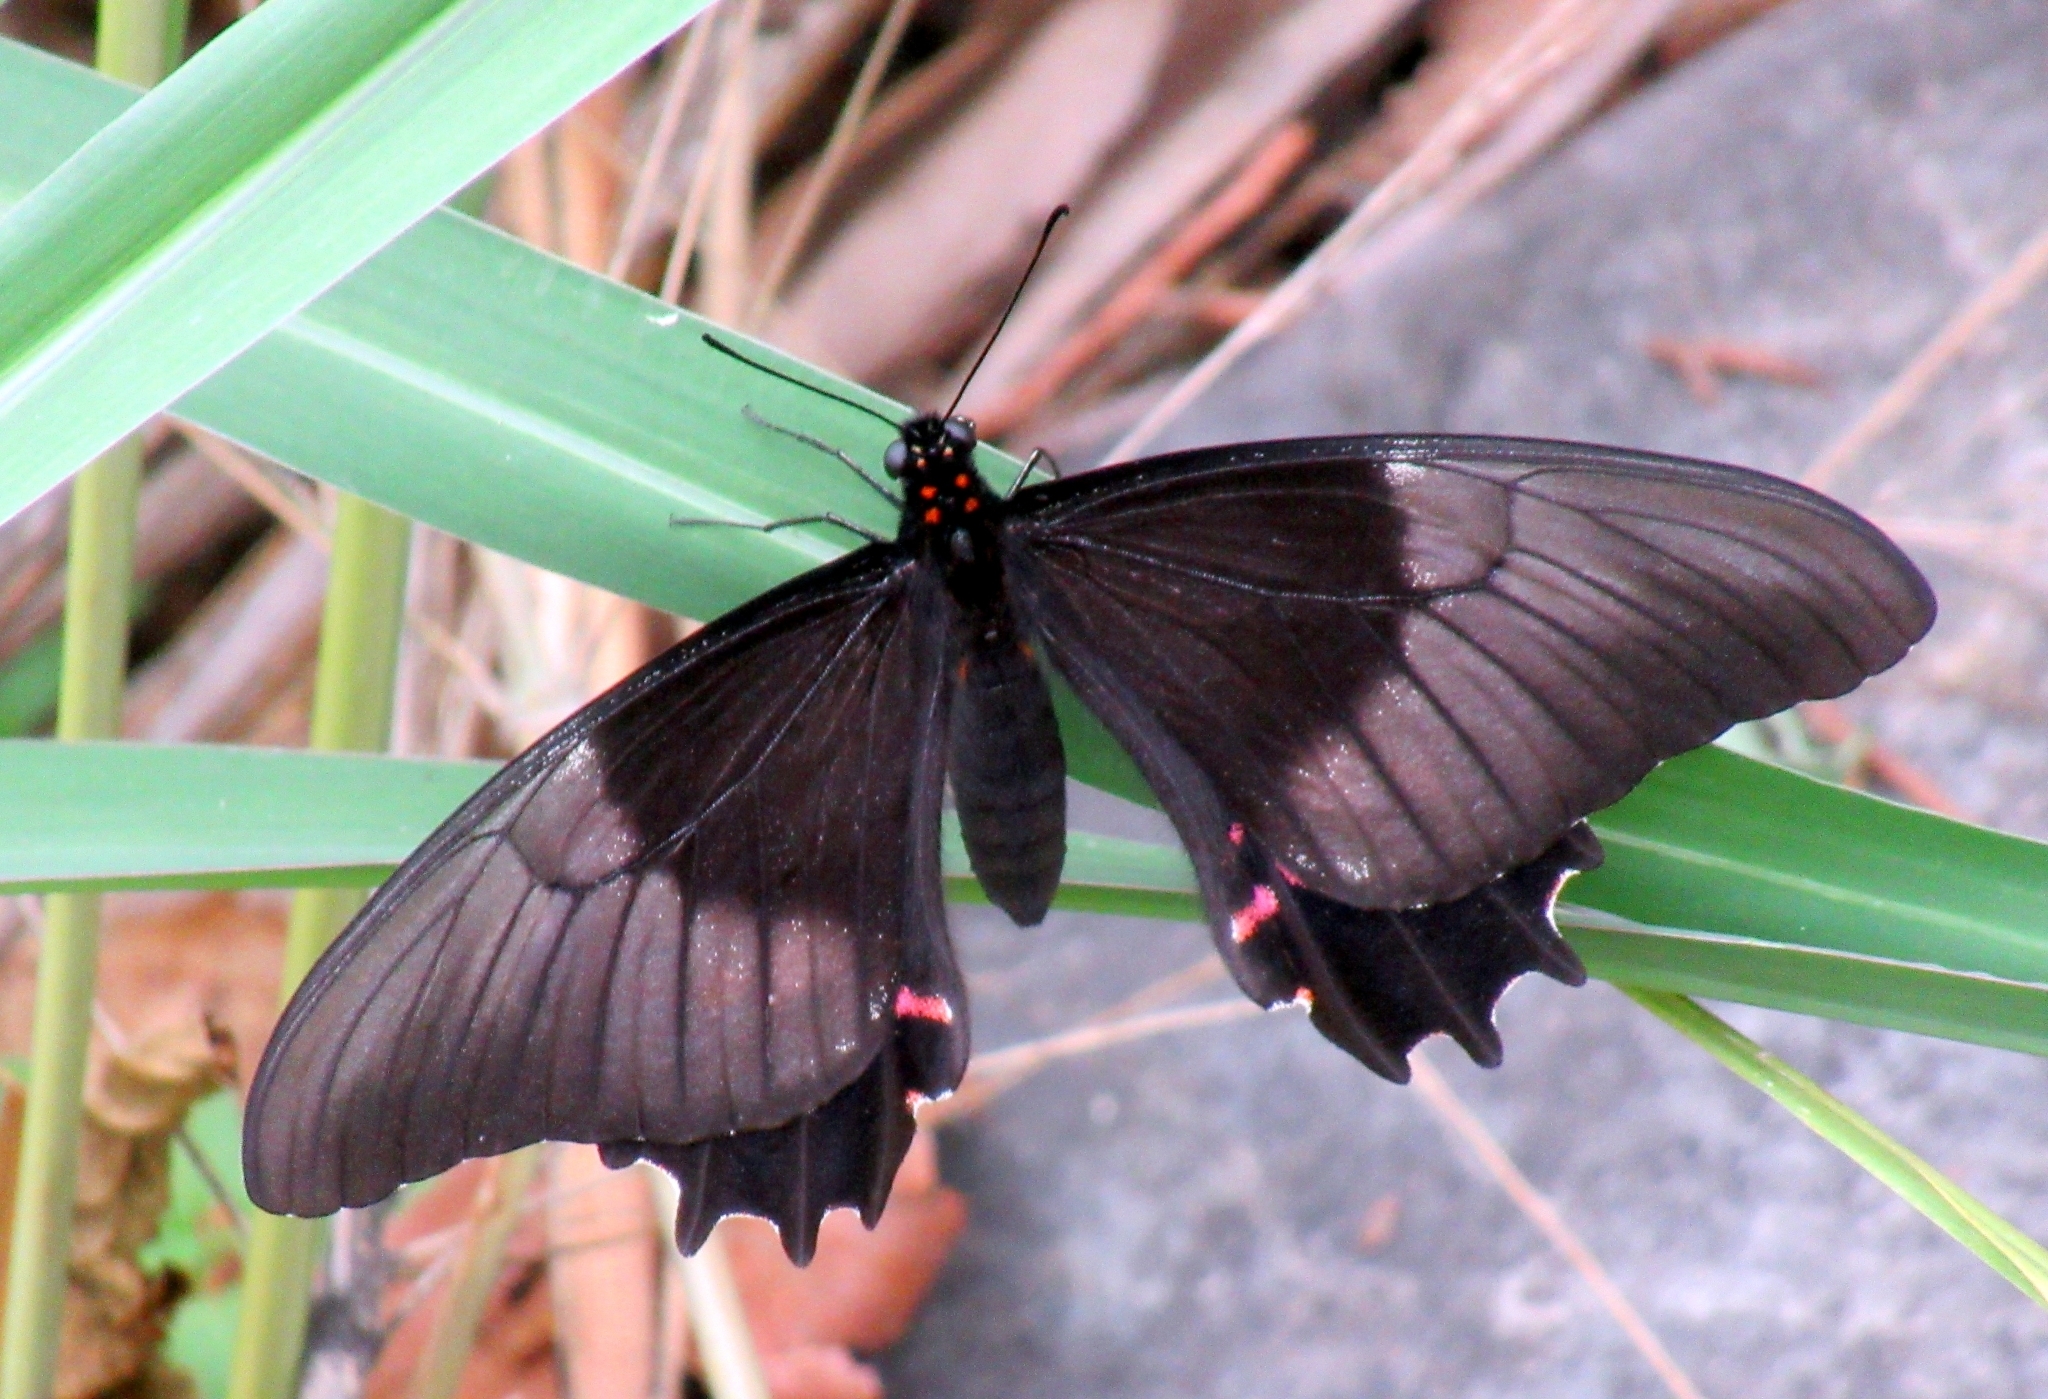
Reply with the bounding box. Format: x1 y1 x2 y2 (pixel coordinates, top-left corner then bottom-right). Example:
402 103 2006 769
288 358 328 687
885 412 1067 927
886 413 1005 607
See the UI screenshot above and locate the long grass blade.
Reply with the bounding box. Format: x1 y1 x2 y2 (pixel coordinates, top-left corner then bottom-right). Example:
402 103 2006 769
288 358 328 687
0 0 715 522
5 739 2048 1059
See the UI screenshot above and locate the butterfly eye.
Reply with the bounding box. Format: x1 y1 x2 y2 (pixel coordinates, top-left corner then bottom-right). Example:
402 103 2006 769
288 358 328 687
883 440 910 477
943 418 977 451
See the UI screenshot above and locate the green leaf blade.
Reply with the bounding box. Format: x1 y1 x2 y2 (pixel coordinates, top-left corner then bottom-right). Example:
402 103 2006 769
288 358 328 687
0 0 712 520
0 740 492 891
1578 745 2048 985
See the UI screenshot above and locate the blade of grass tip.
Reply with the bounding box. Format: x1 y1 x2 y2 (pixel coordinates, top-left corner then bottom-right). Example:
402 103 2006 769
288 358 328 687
227 494 412 1399
745 0 920 326
1620 987 2048 1307
0 6 186 1396
407 1147 542 1399
640 1169 769 1399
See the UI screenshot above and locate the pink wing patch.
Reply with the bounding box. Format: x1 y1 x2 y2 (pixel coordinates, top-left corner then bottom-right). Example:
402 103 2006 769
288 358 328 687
1230 884 1280 944
894 986 956 1024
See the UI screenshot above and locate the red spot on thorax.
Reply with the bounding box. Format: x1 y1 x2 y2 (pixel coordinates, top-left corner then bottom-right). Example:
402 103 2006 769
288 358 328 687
1230 884 1280 943
921 485 937 499
895 986 955 1024
924 507 941 525
954 474 969 487
964 497 980 512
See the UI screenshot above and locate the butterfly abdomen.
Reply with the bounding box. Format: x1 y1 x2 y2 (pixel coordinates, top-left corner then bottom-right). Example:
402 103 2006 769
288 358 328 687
948 618 1067 927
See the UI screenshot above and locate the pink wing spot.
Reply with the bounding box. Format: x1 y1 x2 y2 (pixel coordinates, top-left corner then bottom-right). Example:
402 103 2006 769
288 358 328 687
1278 865 1304 888
1230 884 1281 943
1227 822 1246 847
906 1090 929 1109
1290 987 1314 1011
894 987 956 1024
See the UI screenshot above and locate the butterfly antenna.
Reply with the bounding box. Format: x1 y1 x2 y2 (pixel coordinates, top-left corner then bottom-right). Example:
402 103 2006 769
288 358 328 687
702 334 902 431
946 205 1070 420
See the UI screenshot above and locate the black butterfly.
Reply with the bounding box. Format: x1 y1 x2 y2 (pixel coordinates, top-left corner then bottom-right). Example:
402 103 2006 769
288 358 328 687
244 248 1933 1266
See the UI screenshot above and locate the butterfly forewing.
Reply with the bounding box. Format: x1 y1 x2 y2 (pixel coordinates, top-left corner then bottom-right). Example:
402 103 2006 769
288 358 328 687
1003 436 1934 913
244 548 959 1218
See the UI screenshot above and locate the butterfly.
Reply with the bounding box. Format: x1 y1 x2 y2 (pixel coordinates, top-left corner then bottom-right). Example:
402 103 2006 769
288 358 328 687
243 227 1934 1264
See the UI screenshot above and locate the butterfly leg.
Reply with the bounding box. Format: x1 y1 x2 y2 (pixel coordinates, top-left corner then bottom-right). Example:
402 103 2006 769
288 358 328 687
1005 447 1061 496
740 404 901 506
668 512 887 544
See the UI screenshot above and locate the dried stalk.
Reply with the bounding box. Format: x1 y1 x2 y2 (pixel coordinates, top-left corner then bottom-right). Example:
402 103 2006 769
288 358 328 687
663 0 768 308
980 120 1315 436
0 1072 23 1340
1115 0 1686 458
1804 217 2048 491
408 1149 542 1399
922 999 1260 1127
185 428 510 723
747 0 922 324
1408 1049 1709 1399
608 19 716 281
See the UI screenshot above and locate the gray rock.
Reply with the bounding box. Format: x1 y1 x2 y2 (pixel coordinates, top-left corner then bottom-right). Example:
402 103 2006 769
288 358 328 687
887 1 2048 1395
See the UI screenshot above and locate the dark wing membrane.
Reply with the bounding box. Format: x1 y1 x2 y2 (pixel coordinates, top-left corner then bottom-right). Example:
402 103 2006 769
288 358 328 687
246 547 966 1233
1004 435 1933 912
1228 823 1601 1080
603 1031 922 1267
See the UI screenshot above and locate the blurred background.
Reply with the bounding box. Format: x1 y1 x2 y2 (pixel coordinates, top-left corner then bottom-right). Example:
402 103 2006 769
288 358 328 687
3 0 2048 1394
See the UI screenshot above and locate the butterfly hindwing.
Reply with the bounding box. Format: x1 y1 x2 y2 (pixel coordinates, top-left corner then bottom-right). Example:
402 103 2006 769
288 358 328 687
1004 435 1932 1075
1005 435 1932 911
1234 823 1599 1078
244 547 964 1248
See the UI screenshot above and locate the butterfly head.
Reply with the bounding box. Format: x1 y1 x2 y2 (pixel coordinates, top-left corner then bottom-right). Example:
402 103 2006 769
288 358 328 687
883 414 978 479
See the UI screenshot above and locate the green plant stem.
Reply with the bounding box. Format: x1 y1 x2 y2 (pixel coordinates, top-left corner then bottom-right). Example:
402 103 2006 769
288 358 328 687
95 0 190 84
0 13 186 1392
227 495 410 1399
1622 987 2048 1306
0 7 187 1390
0 0 176 1363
